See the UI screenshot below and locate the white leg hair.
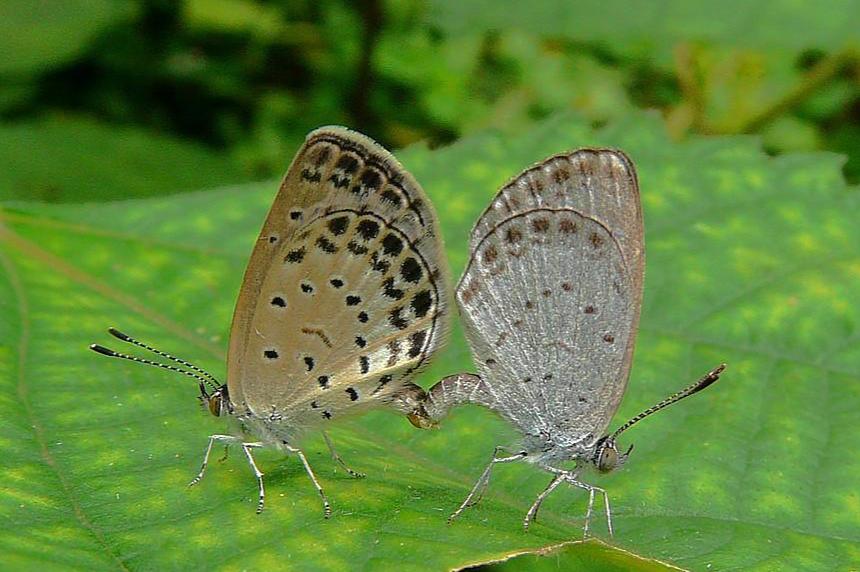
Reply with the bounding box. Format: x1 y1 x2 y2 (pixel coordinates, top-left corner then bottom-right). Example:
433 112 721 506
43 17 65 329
284 443 332 518
322 431 365 478
449 445 527 523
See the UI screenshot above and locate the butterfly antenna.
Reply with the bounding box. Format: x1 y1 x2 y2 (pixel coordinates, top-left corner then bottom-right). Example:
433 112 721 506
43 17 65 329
611 363 726 440
90 328 221 391
106 327 220 387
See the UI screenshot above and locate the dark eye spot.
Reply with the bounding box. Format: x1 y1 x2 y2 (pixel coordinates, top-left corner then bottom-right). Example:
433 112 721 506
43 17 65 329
347 241 369 255
400 257 422 283
370 252 390 273
327 216 350 236
264 350 278 359
336 155 360 174
382 234 403 256
381 188 402 206
388 307 409 329
316 236 338 253
532 218 550 233
408 331 427 358
411 290 432 318
559 219 577 234
483 245 498 264
345 387 359 401
271 296 286 307
504 227 523 244
360 169 382 190
346 295 361 306
382 277 404 300
285 247 306 263
356 219 380 241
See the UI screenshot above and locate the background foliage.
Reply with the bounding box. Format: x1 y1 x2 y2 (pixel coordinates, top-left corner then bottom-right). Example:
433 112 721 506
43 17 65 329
1 1 858 571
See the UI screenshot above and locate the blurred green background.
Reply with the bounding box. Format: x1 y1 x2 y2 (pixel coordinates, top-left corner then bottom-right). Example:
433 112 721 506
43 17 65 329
1 0 857 203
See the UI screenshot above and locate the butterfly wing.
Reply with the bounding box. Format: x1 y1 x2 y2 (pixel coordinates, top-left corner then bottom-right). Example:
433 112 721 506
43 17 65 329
227 127 449 429
456 149 643 442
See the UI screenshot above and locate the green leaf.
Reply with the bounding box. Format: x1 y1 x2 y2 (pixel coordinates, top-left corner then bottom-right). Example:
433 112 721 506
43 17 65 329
0 117 249 203
1 111 859 570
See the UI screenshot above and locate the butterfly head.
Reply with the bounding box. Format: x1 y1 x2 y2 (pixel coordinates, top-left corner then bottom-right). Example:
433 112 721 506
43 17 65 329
591 436 632 473
591 364 726 473
198 383 230 417
90 327 229 417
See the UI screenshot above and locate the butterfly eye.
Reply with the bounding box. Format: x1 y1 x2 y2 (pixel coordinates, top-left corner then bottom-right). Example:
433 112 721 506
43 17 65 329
208 393 223 417
597 442 618 473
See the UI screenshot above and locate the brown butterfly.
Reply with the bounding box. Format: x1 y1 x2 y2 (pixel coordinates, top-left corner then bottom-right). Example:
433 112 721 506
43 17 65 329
92 127 450 514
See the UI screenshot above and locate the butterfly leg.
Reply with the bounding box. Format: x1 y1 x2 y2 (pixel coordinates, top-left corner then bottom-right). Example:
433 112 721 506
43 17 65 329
523 472 567 531
564 476 613 538
240 442 266 514
284 443 333 519
188 434 237 487
322 431 366 478
449 446 527 523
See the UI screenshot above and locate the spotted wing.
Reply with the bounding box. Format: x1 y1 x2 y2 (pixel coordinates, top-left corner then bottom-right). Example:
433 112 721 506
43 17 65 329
227 127 449 428
456 149 643 441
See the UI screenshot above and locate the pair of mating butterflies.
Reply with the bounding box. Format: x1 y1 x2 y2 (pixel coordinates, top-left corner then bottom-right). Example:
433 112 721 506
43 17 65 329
92 126 724 536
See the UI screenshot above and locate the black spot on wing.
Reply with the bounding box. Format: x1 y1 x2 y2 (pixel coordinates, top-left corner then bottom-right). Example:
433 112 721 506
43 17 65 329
389 307 408 330
408 331 427 358
347 241 369 255
381 188 402 206
382 234 403 257
357 219 380 241
327 216 349 236
411 290 432 318
400 257 422 283
382 277 404 300
316 236 338 253
373 374 393 395
285 247 306 263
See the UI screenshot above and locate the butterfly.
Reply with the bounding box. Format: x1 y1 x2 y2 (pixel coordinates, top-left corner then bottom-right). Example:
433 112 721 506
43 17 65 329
91 126 450 514
413 148 724 535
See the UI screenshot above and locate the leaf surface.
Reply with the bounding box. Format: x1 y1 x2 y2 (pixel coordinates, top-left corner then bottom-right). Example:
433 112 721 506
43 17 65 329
1 112 858 570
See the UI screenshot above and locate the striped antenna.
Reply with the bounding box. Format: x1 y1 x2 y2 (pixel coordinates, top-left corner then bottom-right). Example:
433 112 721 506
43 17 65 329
610 364 725 440
90 328 221 391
